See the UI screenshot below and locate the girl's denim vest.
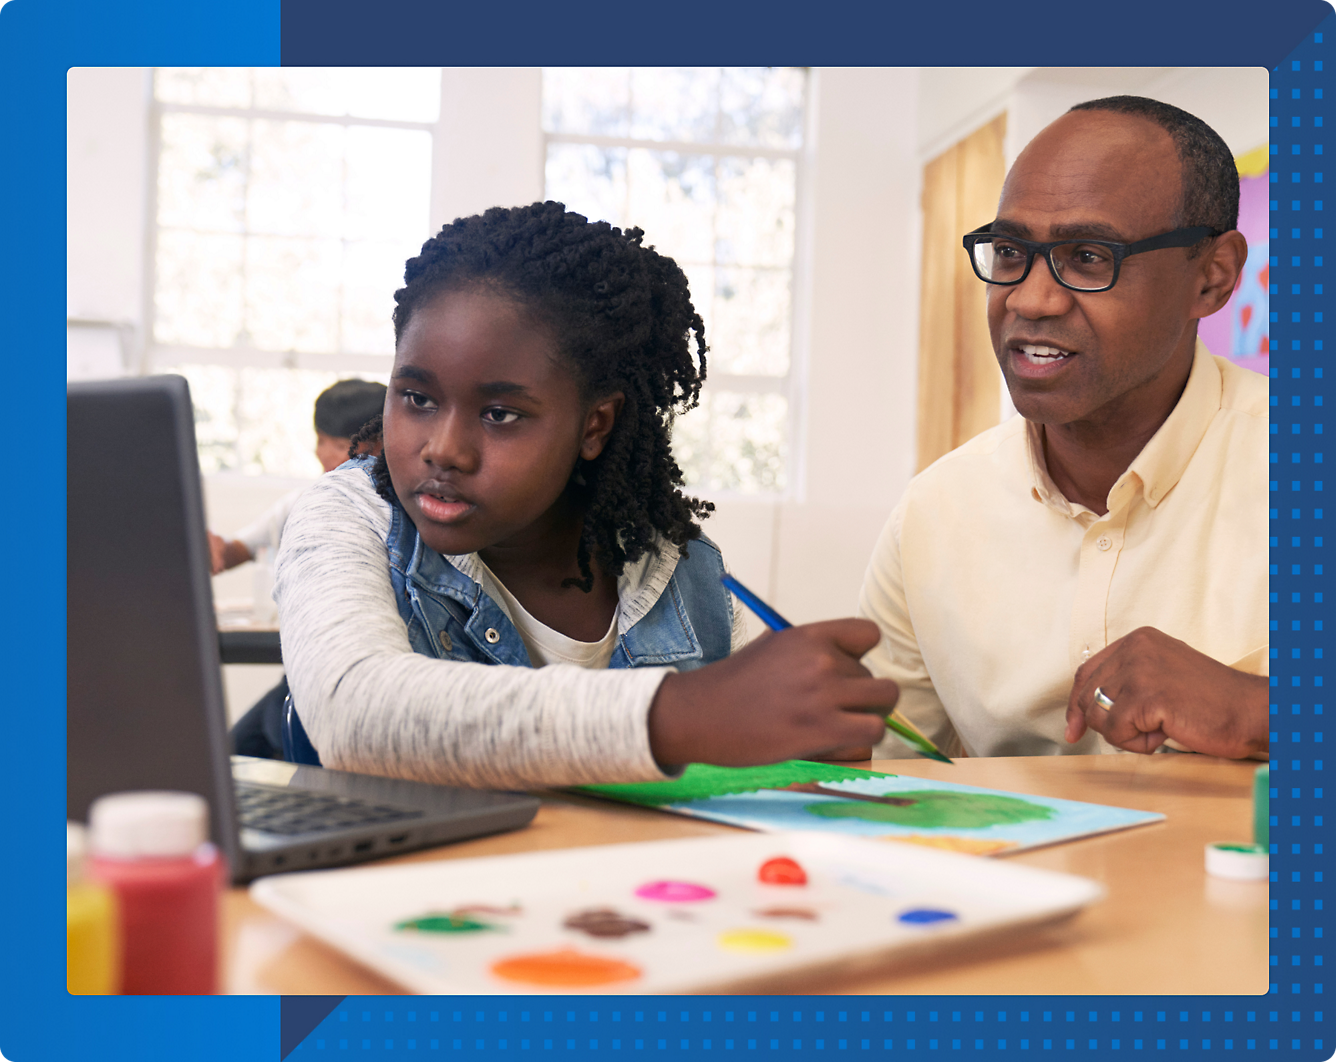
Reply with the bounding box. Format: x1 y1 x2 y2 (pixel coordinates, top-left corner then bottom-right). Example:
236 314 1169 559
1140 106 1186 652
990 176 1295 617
378 472 735 672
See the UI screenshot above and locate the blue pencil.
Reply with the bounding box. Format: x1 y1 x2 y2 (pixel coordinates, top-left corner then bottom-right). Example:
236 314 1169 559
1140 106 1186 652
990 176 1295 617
721 574 953 765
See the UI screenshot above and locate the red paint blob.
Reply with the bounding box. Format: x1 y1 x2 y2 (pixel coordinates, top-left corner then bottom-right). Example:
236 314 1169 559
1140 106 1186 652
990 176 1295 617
490 947 642 987
758 856 808 886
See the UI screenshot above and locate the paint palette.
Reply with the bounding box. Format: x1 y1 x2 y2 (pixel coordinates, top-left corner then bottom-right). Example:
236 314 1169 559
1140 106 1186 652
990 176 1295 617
250 831 1104 994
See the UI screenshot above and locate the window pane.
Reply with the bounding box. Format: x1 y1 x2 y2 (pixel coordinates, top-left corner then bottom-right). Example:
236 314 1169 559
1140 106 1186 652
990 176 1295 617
716 155 796 267
542 68 630 137
250 68 441 123
718 68 805 149
247 120 345 238
710 268 791 376
625 149 716 265
342 240 410 356
673 390 788 494
243 235 343 353
157 113 249 232
154 230 245 348
629 68 719 143
155 68 251 109
344 127 433 242
235 366 341 476
164 363 393 477
545 143 627 228
162 363 240 473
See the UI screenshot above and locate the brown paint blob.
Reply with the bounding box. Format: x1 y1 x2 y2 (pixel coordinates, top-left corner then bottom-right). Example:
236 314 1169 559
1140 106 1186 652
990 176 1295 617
753 906 818 921
490 947 642 987
758 856 808 885
563 907 651 939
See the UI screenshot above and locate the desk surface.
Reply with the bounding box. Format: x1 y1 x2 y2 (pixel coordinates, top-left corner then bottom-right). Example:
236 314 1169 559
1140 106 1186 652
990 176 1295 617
222 754 1268 996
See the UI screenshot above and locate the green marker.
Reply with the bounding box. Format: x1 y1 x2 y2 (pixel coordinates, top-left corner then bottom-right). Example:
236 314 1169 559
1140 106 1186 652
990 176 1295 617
721 574 953 765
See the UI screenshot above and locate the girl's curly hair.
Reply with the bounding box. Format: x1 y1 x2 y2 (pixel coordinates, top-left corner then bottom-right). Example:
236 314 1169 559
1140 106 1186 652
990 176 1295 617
352 201 713 591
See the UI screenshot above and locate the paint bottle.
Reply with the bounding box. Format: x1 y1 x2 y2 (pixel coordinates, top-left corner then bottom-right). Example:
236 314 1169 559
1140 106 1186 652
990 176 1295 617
1253 763 1270 847
88 792 224 995
67 822 118 994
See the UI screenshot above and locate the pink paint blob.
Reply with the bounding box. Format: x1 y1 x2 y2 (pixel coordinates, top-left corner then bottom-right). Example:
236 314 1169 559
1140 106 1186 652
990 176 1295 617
634 880 717 903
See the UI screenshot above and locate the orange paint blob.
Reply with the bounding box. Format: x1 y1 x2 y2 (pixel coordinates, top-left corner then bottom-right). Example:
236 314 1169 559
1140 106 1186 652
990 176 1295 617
489 947 642 987
758 856 807 885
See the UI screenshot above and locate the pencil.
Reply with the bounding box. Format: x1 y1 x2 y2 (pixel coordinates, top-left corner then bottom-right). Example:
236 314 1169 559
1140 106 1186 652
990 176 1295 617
721 574 953 764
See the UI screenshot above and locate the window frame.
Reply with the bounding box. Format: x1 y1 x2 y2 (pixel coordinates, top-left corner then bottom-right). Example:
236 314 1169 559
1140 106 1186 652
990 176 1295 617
143 70 437 380
540 68 811 498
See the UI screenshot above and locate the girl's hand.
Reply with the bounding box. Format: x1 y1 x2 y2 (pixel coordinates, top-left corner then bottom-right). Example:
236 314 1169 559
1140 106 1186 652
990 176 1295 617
647 619 897 769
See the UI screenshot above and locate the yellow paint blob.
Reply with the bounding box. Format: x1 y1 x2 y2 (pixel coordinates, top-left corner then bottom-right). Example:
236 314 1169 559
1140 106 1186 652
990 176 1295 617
717 928 793 953
889 835 1017 855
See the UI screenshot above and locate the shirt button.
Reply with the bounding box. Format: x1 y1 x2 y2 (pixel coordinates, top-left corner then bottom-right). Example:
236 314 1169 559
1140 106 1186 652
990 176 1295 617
438 630 453 652
1081 647 1092 661
1097 536 1112 551
484 628 501 644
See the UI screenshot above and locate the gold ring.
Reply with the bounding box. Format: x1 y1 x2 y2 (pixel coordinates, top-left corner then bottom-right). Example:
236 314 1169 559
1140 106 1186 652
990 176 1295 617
1092 687 1115 711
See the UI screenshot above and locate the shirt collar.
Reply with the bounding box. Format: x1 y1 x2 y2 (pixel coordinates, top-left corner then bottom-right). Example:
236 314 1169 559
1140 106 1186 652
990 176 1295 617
444 538 679 634
1026 339 1223 519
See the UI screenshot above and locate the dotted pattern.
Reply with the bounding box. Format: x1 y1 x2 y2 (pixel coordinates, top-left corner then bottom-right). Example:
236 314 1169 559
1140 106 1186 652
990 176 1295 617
1268 18 1331 1062
283 29 1332 1062
289 1003 1329 1058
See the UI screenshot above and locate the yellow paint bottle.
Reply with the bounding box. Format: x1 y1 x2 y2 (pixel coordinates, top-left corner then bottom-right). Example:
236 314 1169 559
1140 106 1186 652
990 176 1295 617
67 822 119 995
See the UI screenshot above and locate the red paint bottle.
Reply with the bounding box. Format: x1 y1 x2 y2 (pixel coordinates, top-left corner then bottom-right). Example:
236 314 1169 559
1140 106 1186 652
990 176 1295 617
88 792 225 994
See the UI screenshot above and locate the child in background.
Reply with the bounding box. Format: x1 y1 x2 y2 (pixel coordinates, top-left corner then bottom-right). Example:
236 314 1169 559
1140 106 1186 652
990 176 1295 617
208 378 387 574
222 378 385 759
275 202 894 789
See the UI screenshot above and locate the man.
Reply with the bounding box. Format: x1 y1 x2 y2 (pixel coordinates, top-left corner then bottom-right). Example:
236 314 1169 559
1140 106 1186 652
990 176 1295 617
860 96 1267 760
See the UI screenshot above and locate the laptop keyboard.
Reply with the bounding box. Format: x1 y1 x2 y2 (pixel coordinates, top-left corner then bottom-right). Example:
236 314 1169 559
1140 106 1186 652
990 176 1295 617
236 782 425 836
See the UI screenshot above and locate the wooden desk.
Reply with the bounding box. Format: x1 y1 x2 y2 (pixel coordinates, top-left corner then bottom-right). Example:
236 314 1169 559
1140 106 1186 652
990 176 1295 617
222 754 1268 995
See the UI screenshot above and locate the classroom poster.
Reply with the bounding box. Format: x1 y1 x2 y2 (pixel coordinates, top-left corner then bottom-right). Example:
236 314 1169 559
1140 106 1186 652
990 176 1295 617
6 0 1330 1059
1199 159 1273 376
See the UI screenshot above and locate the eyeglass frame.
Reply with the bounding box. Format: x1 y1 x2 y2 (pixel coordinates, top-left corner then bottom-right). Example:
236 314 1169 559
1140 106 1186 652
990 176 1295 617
961 224 1223 293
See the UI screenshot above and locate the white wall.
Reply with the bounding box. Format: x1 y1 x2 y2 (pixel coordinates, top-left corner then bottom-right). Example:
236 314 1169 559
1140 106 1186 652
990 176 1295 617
67 68 151 377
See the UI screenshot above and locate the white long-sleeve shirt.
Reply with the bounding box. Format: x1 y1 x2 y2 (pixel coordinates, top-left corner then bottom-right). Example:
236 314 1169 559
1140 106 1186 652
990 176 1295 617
273 467 745 788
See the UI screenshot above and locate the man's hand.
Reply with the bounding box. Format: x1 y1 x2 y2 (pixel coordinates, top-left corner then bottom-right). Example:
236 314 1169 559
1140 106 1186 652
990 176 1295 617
1065 626 1268 759
648 618 898 768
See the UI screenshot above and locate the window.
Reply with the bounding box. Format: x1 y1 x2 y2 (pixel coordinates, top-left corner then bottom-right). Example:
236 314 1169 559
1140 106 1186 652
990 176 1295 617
542 68 806 494
148 68 439 475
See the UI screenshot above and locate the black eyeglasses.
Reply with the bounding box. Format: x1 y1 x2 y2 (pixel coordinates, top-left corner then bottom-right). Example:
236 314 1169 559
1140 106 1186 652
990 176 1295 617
962 224 1222 293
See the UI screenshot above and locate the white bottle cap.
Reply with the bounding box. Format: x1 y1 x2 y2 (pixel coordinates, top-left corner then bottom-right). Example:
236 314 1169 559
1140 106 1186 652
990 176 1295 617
67 821 87 886
89 791 209 859
1205 841 1269 880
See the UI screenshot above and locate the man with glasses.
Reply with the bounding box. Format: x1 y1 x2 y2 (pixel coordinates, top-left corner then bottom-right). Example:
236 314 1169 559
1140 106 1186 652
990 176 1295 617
861 96 1266 761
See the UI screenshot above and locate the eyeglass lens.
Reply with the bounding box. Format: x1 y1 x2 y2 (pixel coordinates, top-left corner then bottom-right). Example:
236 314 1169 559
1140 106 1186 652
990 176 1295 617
972 237 1116 291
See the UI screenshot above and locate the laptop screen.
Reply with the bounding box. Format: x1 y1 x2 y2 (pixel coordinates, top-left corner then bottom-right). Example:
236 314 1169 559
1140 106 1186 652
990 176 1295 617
67 376 240 870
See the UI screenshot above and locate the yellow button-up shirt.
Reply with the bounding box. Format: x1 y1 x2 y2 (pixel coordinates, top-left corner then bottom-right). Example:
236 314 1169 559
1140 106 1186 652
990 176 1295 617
860 344 1268 758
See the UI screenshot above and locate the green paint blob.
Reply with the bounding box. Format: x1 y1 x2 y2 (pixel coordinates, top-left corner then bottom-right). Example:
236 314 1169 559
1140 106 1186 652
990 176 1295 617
579 760 898 807
396 913 497 934
804 790 1054 828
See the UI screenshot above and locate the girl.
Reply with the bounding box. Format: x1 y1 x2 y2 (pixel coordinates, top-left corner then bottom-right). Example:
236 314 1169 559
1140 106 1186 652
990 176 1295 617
275 202 892 788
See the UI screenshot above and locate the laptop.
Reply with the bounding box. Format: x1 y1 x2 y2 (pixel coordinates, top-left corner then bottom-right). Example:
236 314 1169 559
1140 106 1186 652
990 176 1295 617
67 375 539 883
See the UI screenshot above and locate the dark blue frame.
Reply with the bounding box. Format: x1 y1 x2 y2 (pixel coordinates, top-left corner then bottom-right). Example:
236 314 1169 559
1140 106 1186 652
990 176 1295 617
4 1 1328 1058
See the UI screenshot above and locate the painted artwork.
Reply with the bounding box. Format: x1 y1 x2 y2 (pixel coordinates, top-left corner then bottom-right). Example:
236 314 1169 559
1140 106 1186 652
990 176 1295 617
1198 145 1269 376
250 832 1103 994
579 761 1163 855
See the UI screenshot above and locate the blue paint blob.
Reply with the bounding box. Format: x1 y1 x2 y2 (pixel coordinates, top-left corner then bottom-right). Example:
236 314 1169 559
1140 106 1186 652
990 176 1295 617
897 908 958 925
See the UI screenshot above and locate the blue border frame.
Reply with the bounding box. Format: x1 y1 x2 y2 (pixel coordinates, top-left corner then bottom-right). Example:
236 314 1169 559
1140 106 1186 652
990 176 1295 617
3 1 1328 1059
